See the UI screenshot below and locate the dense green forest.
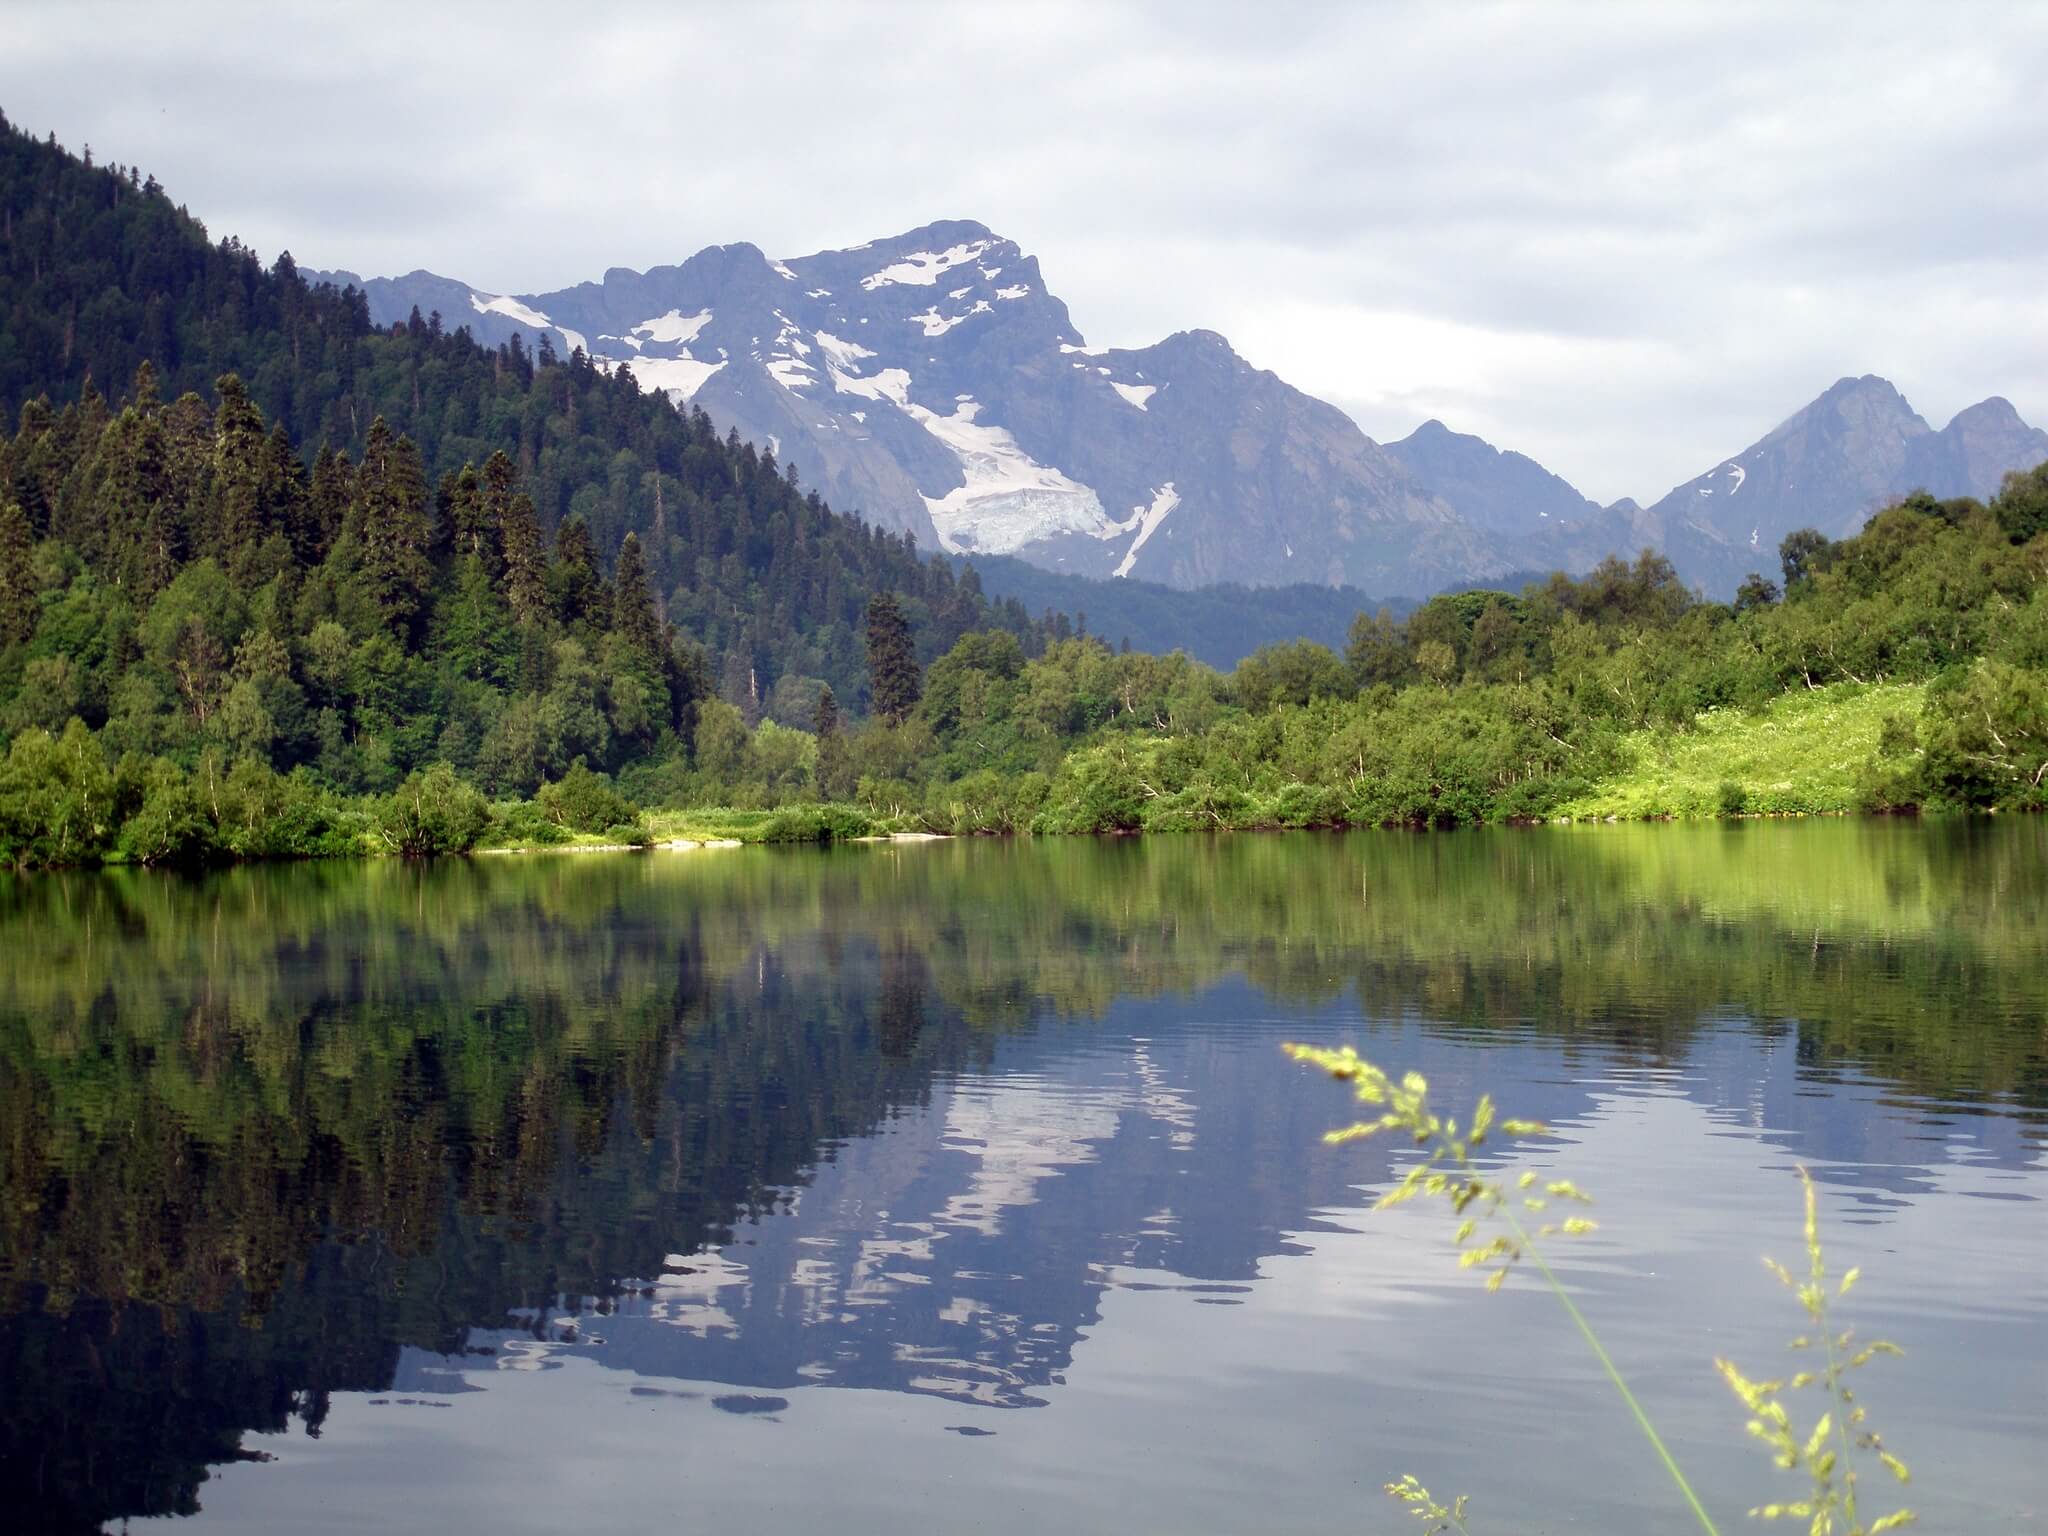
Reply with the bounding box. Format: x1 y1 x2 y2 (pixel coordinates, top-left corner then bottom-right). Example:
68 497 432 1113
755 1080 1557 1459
2 113 2044 867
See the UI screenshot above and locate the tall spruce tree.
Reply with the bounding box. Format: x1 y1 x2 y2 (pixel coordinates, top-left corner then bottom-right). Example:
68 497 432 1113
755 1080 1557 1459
865 592 921 723
356 416 431 640
553 517 609 633
308 446 352 562
612 532 660 656
499 485 548 628
211 374 268 577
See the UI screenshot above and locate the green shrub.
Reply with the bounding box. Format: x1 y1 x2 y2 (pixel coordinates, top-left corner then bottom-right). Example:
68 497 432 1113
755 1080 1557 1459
755 803 874 843
485 800 572 847
537 760 642 833
0 719 119 867
376 763 489 857
1716 779 1748 816
116 759 219 867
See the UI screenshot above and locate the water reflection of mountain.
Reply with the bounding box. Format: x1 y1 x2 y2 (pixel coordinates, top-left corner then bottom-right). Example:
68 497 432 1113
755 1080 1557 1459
1 823 2043 1532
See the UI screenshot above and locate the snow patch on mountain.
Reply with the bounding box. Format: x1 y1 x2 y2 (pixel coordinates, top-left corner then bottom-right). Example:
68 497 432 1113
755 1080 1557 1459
916 398 1113 555
827 364 912 406
814 331 876 371
767 356 816 392
470 291 551 329
860 240 994 291
614 355 725 400
1113 484 1180 577
1111 382 1158 411
634 309 713 345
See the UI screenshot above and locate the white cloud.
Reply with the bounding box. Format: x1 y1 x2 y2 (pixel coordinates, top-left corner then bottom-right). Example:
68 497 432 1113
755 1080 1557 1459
5 0 2047 502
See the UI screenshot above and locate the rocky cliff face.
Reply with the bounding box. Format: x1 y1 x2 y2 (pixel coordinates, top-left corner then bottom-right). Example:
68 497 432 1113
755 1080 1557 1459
313 221 1505 594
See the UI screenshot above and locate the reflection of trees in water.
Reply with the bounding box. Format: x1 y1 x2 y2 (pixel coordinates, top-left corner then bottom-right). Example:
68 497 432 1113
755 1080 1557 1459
0 822 2042 1530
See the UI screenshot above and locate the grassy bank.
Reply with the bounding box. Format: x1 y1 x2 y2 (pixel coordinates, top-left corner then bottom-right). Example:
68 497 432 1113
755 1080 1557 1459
1556 681 1924 820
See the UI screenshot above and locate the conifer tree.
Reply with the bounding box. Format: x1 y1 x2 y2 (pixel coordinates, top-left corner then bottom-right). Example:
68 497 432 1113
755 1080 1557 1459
211 374 268 575
865 592 921 723
261 422 311 565
447 463 488 563
356 416 431 640
499 486 548 627
553 516 609 632
308 447 352 562
0 498 35 645
612 532 660 655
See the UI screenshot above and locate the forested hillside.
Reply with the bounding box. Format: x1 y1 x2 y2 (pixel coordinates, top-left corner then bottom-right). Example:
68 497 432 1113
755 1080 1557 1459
2 113 2043 869
0 111 1041 723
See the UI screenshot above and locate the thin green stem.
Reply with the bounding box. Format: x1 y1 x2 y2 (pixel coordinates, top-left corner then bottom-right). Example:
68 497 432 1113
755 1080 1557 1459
1466 1152 1723 1536
1819 1298 1860 1526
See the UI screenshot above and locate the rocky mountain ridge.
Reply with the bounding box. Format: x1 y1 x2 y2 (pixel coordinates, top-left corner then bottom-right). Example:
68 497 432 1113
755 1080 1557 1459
316 228 2048 600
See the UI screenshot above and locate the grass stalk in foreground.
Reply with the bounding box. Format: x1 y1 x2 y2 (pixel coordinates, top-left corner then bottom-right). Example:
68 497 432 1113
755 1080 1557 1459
1288 1045 1918 1535
1284 1042 1720 1536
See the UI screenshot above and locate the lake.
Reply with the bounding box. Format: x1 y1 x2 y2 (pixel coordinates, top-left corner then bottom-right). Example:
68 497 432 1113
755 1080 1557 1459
2 821 2044 1533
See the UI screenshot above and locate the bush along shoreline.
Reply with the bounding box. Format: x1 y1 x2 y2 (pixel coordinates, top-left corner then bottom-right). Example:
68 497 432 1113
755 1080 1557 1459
0 667 2034 871
5 124 2046 870
5 363 2045 870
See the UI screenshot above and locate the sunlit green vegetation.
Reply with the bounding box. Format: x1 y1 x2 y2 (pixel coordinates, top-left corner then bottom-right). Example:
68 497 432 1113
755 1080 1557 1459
4 116 2046 869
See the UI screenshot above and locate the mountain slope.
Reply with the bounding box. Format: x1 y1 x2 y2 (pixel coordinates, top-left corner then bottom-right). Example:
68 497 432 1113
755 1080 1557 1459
1639 375 2048 558
318 241 2048 605
0 114 1049 720
1384 418 1601 533
318 222 1509 595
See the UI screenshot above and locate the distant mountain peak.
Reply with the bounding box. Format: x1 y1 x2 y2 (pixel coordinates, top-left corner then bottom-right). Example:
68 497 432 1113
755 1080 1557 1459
1946 395 2025 429
1384 418 1599 537
318 233 2044 603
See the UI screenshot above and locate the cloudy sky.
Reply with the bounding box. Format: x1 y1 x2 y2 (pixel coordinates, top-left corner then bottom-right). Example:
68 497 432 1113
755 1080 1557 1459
7 1 2046 502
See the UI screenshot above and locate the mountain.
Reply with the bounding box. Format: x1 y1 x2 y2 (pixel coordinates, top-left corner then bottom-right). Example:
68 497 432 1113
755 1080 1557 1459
0 113 1057 733
314 222 1508 595
1383 418 1601 533
1391 380 2048 597
315 244 2048 606
1639 375 2048 563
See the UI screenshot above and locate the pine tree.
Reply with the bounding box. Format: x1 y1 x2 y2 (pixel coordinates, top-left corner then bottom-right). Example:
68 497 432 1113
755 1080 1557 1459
356 416 431 641
447 462 488 563
308 447 352 562
441 554 517 687
553 516 609 632
499 486 548 627
814 685 839 738
477 450 520 575
211 373 268 576
261 422 311 565
0 498 35 645
612 531 660 655
865 592 921 723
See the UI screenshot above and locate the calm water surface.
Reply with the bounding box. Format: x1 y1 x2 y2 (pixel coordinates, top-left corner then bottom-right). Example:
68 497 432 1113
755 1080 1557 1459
2 821 2044 1533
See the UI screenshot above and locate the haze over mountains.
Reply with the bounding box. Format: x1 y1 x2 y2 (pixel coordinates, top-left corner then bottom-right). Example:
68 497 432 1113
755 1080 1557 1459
318 224 2048 601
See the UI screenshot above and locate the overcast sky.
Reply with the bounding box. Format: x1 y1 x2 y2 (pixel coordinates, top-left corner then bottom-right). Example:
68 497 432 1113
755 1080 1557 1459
7 1 2047 503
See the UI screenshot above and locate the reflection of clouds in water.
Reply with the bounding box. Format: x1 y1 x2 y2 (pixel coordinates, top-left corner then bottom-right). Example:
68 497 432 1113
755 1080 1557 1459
937 1075 1126 1237
567 1055 1214 1407
1130 1038 1198 1148
642 1249 752 1339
